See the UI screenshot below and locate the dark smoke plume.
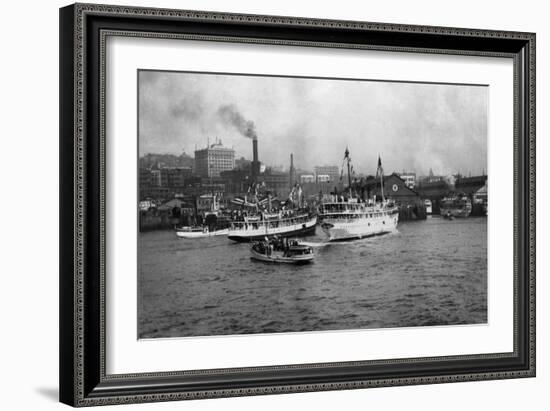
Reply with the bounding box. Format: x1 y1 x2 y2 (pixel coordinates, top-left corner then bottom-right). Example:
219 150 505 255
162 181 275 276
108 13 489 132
217 104 257 139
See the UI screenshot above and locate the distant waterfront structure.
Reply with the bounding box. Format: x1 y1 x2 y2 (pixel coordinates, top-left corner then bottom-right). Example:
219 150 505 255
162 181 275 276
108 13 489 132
397 171 416 190
220 168 250 195
365 173 421 206
235 156 251 170
316 174 330 183
139 168 153 190
151 169 161 186
314 165 339 183
260 171 289 196
416 174 487 215
194 139 235 178
196 194 220 214
160 167 192 188
139 152 194 169
455 175 487 195
425 167 444 183
300 174 316 184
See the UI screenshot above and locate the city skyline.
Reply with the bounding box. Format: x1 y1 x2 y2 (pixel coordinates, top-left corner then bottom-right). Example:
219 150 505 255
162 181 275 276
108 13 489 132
139 148 485 179
139 70 488 176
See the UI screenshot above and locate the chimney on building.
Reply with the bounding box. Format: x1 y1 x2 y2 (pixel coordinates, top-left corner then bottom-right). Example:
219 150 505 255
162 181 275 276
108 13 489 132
253 138 258 165
251 137 260 181
289 153 296 189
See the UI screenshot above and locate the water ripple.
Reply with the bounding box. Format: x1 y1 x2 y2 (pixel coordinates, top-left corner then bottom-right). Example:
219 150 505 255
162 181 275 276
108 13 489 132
138 217 487 338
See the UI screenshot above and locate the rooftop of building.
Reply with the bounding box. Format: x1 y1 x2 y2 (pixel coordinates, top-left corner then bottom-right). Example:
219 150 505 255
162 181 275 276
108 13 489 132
456 175 488 184
314 165 339 170
195 139 235 152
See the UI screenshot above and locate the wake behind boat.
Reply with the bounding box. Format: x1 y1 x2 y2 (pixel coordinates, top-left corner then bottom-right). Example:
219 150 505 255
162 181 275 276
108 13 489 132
176 226 229 239
250 238 314 264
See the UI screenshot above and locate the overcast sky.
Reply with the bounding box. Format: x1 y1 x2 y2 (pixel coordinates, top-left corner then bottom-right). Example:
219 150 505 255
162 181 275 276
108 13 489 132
138 70 487 176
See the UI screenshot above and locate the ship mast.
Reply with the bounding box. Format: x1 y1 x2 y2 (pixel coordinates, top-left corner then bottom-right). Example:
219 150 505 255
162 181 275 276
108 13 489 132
380 170 385 202
345 146 352 197
377 155 385 202
347 156 352 196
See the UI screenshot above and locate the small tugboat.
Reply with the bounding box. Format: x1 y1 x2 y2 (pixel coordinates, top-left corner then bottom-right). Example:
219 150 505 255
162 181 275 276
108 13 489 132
440 192 472 218
175 226 229 239
250 238 315 264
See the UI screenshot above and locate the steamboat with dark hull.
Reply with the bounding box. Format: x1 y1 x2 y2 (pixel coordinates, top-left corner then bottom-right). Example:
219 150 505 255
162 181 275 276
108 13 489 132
227 212 317 242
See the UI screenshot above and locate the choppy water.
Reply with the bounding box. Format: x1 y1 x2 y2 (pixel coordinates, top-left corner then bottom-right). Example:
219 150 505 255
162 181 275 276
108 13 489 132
138 217 487 338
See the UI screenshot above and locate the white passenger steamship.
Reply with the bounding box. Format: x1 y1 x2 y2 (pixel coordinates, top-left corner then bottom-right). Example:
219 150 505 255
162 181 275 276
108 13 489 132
319 150 399 241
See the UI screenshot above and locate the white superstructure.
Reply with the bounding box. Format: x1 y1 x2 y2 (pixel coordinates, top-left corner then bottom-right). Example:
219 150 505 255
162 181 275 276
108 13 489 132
319 200 398 241
175 227 229 238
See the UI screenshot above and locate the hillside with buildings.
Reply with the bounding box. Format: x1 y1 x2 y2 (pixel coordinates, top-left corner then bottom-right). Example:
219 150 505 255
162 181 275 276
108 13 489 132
139 152 194 169
138 138 487 231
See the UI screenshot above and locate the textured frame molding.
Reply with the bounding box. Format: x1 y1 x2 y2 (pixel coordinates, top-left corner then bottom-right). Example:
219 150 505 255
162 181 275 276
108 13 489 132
60 3 535 407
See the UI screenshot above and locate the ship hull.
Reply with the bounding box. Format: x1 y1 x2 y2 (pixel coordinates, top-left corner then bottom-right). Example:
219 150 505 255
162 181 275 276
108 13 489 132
321 212 398 242
250 249 314 264
176 229 228 239
440 208 471 218
228 216 317 242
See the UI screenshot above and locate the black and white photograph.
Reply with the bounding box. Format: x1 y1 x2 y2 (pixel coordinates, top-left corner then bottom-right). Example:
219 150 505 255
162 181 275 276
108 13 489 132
51 1 538 408
137 70 488 339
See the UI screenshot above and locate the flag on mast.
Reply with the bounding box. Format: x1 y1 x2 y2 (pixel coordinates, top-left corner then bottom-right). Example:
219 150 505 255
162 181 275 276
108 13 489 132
339 147 350 182
376 155 384 177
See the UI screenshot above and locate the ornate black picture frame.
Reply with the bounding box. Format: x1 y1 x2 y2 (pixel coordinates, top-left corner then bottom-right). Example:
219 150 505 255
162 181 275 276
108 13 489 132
59 3 535 407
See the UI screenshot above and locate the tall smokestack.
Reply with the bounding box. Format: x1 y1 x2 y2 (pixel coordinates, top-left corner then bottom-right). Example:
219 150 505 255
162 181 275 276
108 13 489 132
289 153 296 190
251 137 260 181
253 138 258 165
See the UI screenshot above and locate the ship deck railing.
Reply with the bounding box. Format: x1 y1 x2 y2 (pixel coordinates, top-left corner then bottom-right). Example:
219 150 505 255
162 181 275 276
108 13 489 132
229 214 314 231
320 211 395 219
320 203 398 216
